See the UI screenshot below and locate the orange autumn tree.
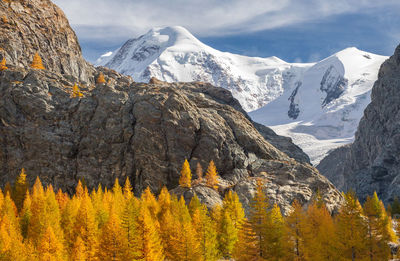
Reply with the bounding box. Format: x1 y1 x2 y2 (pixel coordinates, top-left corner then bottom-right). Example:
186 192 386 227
13 168 29 210
0 57 7 71
31 52 45 70
72 83 83 98
205 160 219 190
96 72 106 84
179 159 192 188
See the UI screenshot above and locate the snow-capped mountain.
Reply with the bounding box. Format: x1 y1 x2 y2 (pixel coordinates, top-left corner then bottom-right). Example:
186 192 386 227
97 26 388 164
250 48 387 164
96 26 311 112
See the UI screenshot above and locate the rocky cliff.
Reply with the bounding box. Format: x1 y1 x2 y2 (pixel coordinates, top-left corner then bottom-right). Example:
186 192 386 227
0 0 342 213
318 45 400 203
0 68 341 213
0 0 94 82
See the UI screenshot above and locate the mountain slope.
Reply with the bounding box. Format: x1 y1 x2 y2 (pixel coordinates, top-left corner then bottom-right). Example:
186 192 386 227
317 44 400 204
251 48 387 164
97 27 387 164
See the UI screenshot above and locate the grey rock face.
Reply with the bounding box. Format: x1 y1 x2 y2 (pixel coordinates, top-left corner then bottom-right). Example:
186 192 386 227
288 82 301 119
317 45 400 203
320 65 347 106
0 68 341 214
0 0 94 82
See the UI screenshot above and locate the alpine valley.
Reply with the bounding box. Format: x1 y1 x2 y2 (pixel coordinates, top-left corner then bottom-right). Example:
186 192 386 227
97 26 388 164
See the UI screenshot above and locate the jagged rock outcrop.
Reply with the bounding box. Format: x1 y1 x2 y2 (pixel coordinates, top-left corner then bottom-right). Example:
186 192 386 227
317 45 400 203
0 0 94 82
0 67 341 214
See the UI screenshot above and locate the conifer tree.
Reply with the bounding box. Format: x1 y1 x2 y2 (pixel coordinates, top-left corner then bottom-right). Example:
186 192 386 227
363 192 393 260
71 236 87 261
179 159 192 188
205 160 219 190
61 197 80 252
0 215 26 260
13 168 29 211
112 178 125 217
0 57 7 71
73 194 98 260
141 186 160 219
121 196 140 260
0 191 18 229
217 210 237 259
285 200 307 260
172 220 202 261
264 203 285 260
336 191 368 261
303 200 338 261
30 52 45 70
123 177 133 200
75 180 84 199
37 226 65 261
158 186 171 216
158 205 176 260
72 83 83 98
132 206 164 260
20 191 32 239
188 194 202 216
249 179 269 258
192 206 220 261
98 209 127 260
233 218 259 261
222 191 245 229
96 72 106 84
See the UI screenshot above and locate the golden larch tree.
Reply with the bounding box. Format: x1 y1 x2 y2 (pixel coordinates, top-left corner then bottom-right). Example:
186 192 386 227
179 159 192 188
13 168 29 211
336 191 368 261
233 218 259 261
249 179 269 258
37 226 65 261
132 206 165 261
31 52 45 70
96 72 106 84
302 200 338 261
0 57 7 71
71 236 87 261
363 192 393 260
98 209 127 261
192 205 220 261
205 160 219 190
72 83 83 98
264 203 286 260
285 200 307 261
73 195 98 260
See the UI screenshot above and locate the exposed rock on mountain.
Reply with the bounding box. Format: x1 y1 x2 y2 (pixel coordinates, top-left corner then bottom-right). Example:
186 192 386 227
0 67 341 214
317 45 400 203
0 0 94 82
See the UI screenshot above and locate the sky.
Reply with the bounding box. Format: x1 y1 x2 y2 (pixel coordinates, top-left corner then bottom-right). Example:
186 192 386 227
53 0 400 63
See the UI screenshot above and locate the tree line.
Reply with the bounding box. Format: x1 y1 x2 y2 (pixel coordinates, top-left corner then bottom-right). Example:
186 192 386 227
0 162 398 261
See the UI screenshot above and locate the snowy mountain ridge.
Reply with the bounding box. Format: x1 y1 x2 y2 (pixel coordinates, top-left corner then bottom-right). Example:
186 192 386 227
96 26 388 164
96 26 311 112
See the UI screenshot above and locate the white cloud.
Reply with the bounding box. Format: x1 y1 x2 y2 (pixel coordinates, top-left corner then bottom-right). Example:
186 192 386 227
53 0 400 39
